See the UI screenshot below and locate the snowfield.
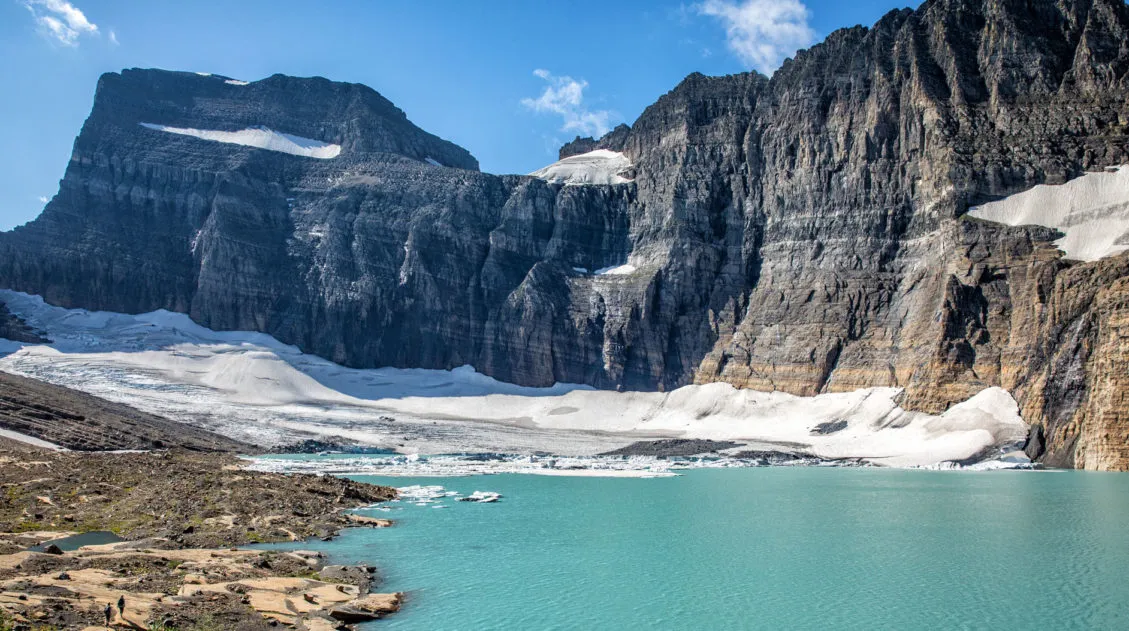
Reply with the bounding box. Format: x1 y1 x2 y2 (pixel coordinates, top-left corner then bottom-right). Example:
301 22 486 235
593 263 637 275
138 123 342 159
0 290 1029 468
968 165 1129 262
572 264 638 276
529 150 633 185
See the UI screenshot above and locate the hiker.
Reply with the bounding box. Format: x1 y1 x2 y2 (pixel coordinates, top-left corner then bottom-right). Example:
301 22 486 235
103 602 112 626
117 594 126 618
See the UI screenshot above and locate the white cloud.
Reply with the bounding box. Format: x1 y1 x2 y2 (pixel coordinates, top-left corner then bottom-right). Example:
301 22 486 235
109 29 119 45
38 196 49 203
23 0 99 47
698 0 816 74
520 69 616 139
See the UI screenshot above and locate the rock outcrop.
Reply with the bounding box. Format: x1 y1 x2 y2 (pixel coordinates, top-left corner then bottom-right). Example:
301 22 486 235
0 302 46 343
0 370 252 452
1 0 1129 468
0 446 401 629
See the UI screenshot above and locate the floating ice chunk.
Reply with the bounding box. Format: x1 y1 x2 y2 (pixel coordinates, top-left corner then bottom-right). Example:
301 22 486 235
138 123 341 159
244 454 683 478
396 485 450 502
458 491 502 503
225 79 250 86
967 165 1129 262
529 150 633 185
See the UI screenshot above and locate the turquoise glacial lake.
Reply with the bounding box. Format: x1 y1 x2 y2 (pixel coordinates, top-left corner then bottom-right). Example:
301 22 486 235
266 468 1129 630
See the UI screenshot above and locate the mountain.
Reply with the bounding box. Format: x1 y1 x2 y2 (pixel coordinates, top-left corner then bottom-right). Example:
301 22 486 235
1 0 1128 469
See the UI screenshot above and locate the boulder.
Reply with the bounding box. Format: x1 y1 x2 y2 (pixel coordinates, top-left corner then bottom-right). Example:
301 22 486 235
328 592 402 623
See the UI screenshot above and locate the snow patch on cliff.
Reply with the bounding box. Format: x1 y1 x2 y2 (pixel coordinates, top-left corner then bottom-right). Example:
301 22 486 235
968 165 1129 262
593 263 636 275
0 290 1027 467
224 79 250 86
573 263 637 276
138 123 341 159
529 149 633 185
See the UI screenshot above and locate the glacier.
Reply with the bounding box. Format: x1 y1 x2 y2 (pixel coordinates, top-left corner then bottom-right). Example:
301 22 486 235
968 165 1129 262
0 290 1028 468
529 149 633 185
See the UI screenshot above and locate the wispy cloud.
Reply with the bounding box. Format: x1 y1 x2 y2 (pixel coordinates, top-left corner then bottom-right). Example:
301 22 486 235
109 29 119 45
520 69 616 139
697 0 815 74
38 196 49 203
23 0 99 47
540 134 564 158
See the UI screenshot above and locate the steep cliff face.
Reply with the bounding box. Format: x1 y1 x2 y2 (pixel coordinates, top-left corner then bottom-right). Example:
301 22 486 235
2 0 1129 468
568 0 1129 467
0 69 648 389
907 219 1129 470
645 0 1129 396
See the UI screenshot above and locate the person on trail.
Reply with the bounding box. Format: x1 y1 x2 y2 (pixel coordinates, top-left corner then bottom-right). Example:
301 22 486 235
116 594 126 619
103 602 112 626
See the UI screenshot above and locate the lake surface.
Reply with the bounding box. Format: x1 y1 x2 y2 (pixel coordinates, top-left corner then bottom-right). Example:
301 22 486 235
27 530 123 552
266 468 1129 630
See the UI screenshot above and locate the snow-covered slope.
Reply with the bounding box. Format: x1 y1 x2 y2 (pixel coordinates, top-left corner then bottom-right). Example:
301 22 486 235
0 291 1027 467
967 165 1129 262
593 263 636 275
529 150 633 185
572 264 638 276
138 123 342 159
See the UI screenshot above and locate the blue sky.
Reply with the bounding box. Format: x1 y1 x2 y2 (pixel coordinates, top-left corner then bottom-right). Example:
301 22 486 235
0 0 915 230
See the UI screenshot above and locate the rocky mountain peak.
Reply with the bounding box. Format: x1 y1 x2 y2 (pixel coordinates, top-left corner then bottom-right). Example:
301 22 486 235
87 68 479 170
558 124 631 159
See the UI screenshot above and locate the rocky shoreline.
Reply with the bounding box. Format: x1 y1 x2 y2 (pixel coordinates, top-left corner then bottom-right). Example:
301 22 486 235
0 440 401 630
